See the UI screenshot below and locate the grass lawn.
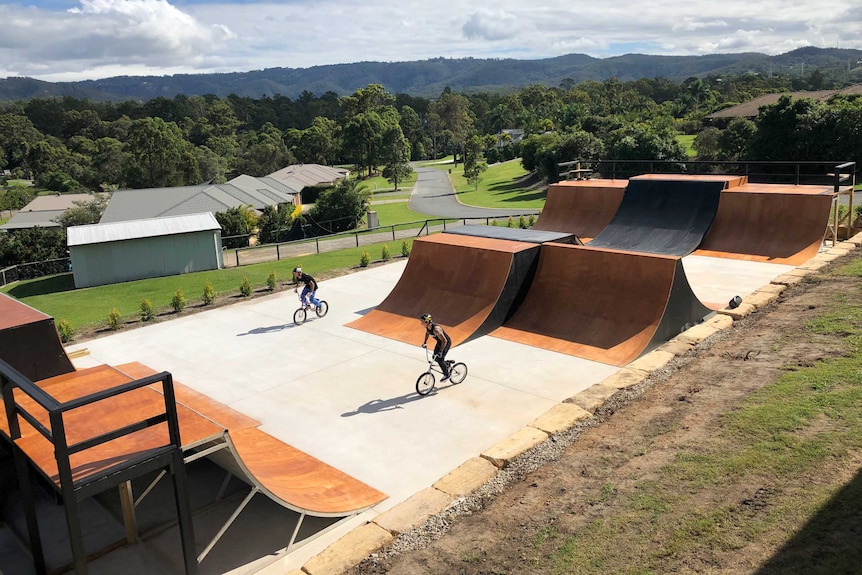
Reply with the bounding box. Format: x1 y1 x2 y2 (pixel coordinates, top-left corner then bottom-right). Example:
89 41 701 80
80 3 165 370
446 159 545 209
1 238 415 335
355 171 418 194
677 134 697 157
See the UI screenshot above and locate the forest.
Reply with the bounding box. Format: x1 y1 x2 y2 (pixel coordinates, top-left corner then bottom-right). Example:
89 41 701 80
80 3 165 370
2 70 862 268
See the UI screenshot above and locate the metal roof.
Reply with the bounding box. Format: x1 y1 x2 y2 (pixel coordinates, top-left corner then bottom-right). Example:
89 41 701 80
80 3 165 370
21 193 96 211
68 212 220 246
99 176 299 224
267 164 348 188
0 210 64 230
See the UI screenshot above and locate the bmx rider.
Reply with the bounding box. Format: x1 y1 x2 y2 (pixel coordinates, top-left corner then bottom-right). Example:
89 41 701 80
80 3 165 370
293 267 322 311
420 313 451 381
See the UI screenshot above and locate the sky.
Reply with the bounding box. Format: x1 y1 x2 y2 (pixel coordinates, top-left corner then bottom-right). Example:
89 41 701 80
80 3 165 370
2 0 862 83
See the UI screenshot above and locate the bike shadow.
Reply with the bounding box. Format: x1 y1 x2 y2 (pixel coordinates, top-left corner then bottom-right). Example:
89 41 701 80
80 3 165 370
341 382 459 416
236 322 305 336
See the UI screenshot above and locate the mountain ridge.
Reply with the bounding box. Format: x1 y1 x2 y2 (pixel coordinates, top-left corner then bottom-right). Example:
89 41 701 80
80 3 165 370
2 47 861 102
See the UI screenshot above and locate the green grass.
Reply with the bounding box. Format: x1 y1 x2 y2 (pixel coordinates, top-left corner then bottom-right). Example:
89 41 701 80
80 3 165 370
355 170 418 193
445 159 545 209
2 238 415 333
366 201 433 227
528 258 862 574
678 134 697 157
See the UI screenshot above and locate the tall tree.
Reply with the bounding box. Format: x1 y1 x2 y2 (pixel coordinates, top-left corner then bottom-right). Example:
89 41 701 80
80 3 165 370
381 126 412 191
124 117 188 188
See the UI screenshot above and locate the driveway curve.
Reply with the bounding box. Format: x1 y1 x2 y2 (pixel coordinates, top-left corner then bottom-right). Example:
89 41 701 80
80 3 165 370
408 165 539 219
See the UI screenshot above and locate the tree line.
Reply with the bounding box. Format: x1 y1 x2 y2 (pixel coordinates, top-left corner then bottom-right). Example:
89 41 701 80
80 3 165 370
3 71 862 270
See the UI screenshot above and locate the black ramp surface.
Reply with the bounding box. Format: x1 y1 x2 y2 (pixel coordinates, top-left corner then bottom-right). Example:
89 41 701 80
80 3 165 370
587 179 724 256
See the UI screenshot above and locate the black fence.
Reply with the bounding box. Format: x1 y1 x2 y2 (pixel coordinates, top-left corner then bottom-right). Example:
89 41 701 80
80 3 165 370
0 257 70 287
558 159 858 189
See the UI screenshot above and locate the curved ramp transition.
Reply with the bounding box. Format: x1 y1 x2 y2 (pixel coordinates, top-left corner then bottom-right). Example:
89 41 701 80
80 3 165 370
347 233 540 347
532 179 626 240
491 243 713 367
694 183 833 264
587 177 725 256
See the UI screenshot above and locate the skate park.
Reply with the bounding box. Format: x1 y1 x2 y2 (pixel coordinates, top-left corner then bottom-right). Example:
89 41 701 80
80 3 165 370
1 171 859 575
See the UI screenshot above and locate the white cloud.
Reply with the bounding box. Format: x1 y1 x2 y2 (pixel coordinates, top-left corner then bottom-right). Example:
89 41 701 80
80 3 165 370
462 10 522 42
1 0 861 82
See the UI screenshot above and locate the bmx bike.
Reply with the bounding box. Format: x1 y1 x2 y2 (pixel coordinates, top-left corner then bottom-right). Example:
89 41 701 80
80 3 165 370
293 291 328 325
416 347 467 395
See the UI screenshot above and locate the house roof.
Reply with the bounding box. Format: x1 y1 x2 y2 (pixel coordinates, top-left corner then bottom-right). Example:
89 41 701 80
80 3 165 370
0 210 64 230
68 212 220 246
708 84 862 119
99 175 299 224
21 193 96 211
267 164 348 188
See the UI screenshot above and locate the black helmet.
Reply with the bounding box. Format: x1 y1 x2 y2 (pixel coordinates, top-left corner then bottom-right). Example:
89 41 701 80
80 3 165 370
420 313 432 323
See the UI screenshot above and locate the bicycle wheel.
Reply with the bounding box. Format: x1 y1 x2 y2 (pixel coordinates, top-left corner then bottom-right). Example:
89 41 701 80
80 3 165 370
448 362 468 384
415 372 436 395
293 308 307 325
315 301 329 318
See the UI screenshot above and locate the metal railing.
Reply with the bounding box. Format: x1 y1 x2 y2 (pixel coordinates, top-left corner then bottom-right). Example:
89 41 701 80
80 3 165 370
0 258 71 287
0 359 198 575
221 214 536 268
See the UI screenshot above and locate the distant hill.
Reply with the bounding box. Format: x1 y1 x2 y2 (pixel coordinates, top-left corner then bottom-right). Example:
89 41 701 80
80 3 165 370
2 47 862 102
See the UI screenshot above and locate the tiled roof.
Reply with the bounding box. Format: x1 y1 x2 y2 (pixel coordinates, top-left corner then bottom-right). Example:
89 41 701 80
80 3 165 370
708 84 862 119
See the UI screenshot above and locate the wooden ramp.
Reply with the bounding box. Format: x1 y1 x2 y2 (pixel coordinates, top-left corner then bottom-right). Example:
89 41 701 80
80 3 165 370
694 183 834 264
113 362 387 515
532 179 627 240
491 243 713 367
347 233 540 347
0 293 74 382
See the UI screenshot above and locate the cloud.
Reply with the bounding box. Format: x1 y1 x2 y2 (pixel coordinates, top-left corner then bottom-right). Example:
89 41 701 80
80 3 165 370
462 10 521 42
0 0 235 80
1 0 861 82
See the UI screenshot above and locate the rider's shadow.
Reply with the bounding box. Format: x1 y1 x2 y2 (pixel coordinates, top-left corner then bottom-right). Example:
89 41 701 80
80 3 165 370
342 390 426 416
236 324 294 336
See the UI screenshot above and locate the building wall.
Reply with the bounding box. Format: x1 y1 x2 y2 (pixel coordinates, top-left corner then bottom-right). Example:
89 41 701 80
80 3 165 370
70 230 223 288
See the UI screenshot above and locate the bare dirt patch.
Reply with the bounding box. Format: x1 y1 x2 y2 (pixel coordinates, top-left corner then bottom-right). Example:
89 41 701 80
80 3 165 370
346 252 862 575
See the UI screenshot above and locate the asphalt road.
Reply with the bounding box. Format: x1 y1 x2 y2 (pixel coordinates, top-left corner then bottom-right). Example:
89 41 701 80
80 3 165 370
408 165 539 219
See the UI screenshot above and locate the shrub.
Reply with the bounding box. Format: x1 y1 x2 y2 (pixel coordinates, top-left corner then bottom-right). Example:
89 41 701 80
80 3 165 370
507 216 515 228
401 240 410 257
240 277 252 297
107 308 123 331
171 289 186 312
360 250 370 267
266 271 278 291
518 215 527 229
528 213 536 227
381 244 391 261
491 219 498 226
203 282 215 305
140 298 155 321
57 318 74 343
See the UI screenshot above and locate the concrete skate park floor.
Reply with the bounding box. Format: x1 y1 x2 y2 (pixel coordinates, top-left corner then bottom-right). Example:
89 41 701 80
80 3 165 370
64 252 795 573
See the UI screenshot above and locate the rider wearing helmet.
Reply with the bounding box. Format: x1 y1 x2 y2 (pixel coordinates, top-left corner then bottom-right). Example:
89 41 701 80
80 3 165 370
293 267 322 310
420 313 452 381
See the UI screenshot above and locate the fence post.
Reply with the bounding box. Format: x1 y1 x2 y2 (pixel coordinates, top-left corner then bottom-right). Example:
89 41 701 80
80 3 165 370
391 226 395 241
316 237 320 254
355 232 359 248
235 250 239 267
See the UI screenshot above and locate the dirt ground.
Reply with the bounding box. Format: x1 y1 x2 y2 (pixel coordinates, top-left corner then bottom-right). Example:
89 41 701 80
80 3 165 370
345 250 862 575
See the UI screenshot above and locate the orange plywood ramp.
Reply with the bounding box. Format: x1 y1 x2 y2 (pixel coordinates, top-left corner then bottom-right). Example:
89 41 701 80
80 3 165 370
491 243 713 367
694 183 833 264
347 233 540 347
3 364 225 486
113 362 387 515
631 173 749 188
533 179 627 240
0 293 75 382
219 428 387 515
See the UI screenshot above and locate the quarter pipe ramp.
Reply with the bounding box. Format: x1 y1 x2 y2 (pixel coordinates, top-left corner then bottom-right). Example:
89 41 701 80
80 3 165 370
347 233 540 347
532 179 626 240
491 243 714 366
